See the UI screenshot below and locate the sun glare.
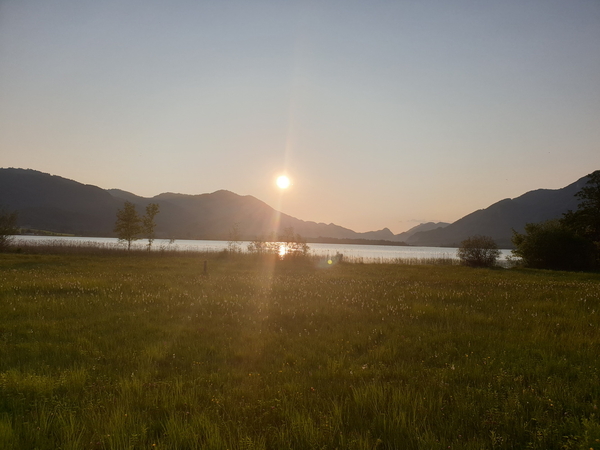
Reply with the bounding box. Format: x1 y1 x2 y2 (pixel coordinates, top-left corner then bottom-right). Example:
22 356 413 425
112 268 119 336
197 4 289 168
276 175 290 189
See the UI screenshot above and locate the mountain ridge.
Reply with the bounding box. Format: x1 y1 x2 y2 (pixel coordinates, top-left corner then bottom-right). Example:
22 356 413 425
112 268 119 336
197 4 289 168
0 168 407 242
406 177 589 248
1 167 592 247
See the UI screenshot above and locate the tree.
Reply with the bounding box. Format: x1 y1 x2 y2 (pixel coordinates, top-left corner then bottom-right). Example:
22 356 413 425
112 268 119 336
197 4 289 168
114 201 142 250
143 203 160 251
227 223 242 253
0 208 18 252
457 235 500 268
512 220 595 271
511 172 600 271
561 170 600 264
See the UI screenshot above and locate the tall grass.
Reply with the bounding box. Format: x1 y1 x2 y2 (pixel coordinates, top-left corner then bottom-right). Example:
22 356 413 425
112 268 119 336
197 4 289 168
0 252 598 449
10 239 186 256
343 255 460 266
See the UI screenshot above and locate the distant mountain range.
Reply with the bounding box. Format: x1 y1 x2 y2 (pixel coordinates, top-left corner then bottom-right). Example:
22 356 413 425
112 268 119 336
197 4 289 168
406 176 589 248
0 168 591 247
0 168 412 242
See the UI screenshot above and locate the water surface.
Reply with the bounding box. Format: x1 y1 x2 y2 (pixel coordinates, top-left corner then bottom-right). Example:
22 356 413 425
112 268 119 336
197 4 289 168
14 235 513 262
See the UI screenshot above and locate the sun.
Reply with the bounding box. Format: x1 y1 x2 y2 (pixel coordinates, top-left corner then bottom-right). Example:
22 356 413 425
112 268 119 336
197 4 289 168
276 175 290 189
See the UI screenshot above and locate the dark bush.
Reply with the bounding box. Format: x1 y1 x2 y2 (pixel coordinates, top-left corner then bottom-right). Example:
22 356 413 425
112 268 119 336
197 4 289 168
457 235 500 268
512 220 595 271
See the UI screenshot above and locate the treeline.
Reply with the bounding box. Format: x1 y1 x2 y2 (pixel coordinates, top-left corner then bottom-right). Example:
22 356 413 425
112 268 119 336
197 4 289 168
305 237 408 246
512 170 600 271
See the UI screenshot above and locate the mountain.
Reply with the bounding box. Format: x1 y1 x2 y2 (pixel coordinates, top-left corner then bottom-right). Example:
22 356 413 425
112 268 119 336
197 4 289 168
2 168 590 246
394 222 450 242
406 176 589 248
0 168 121 235
0 168 406 242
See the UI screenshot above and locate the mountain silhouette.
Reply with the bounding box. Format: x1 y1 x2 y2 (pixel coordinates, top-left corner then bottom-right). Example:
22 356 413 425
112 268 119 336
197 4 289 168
1 168 591 247
406 176 589 248
0 168 120 235
394 222 450 242
1 168 403 242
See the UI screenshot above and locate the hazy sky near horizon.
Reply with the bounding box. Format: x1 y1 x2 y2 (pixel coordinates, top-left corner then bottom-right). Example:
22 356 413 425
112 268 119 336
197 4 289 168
1 0 599 233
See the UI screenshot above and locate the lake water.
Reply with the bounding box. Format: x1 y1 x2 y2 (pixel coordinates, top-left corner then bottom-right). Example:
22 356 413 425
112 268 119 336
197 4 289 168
13 235 514 263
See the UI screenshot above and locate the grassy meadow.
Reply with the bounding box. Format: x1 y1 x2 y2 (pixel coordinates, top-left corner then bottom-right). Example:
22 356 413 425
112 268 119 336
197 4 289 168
0 251 599 449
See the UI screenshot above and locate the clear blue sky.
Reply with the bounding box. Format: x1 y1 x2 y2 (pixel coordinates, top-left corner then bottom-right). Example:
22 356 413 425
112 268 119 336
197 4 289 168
1 0 599 233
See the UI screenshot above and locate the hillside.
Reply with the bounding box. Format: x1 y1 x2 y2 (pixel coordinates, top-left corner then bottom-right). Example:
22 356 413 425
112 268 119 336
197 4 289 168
0 168 121 235
2 168 592 247
394 222 450 242
407 177 589 248
0 168 404 242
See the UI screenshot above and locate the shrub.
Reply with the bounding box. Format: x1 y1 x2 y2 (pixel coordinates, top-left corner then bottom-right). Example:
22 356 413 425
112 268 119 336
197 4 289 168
457 235 500 268
247 227 310 258
512 220 595 271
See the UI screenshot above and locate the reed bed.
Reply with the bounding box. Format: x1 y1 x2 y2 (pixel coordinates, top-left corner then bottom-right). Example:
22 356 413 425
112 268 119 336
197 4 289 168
343 255 460 266
0 253 598 449
11 239 477 266
11 239 185 256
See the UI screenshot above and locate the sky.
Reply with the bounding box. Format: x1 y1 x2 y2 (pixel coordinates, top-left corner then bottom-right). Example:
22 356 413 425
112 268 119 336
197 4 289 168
1 0 599 234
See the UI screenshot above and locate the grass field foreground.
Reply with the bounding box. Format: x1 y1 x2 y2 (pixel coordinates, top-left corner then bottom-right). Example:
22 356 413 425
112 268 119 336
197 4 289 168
0 253 599 449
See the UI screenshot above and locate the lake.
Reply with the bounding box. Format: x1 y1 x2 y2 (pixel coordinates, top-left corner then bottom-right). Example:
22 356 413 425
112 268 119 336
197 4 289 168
13 235 514 263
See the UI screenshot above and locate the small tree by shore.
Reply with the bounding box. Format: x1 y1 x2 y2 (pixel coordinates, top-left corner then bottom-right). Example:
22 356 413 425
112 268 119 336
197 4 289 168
114 201 142 251
143 203 160 251
227 223 242 253
457 235 500 268
115 202 160 251
0 208 18 252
